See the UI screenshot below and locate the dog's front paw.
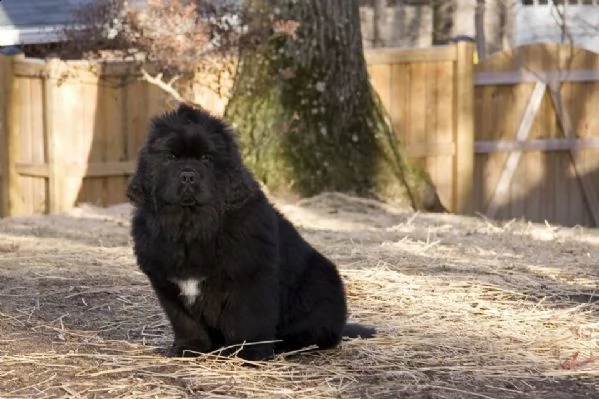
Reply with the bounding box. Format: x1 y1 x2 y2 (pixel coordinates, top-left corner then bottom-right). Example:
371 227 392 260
166 343 185 357
216 342 274 361
237 344 275 361
166 340 208 358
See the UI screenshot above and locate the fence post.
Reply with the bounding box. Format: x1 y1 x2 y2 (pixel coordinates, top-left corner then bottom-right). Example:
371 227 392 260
43 57 66 214
452 36 475 215
0 51 25 217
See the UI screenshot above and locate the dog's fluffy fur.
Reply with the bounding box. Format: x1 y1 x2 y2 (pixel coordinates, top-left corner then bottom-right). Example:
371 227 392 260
127 104 375 360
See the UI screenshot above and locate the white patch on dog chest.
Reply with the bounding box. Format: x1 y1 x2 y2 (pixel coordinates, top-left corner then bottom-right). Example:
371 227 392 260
172 278 204 306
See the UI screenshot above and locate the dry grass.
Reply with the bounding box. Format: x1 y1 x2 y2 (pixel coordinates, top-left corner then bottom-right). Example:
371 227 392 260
0 192 597 398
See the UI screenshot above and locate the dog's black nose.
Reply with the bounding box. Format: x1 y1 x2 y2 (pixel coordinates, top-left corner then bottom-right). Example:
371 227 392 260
180 170 196 185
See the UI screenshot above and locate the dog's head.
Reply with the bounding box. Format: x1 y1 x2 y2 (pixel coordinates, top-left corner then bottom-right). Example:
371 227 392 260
126 104 258 214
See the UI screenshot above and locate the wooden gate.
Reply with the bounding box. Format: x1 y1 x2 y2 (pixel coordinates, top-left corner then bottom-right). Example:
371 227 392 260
474 43 599 227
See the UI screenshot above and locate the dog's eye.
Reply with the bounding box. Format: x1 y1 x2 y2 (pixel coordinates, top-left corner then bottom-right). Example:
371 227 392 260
200 154 209 162
167 153 177 160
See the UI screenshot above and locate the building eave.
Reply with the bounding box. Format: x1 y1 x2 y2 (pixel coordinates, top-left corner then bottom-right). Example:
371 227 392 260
0 25 67 46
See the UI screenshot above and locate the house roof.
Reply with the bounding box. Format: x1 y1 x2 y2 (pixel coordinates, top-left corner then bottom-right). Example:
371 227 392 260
0 0 90 46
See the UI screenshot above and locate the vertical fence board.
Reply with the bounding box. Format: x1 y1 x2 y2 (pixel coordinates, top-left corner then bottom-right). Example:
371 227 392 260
0 57 4 215
434 61 455 209
408 62 426 167
388 63 406 141
20 77 34 215
523 88 545 223
581 80 599 223
147 84 169 118
510 83 537 221
104 84 127 205
1 54 26 216
453 40 475 214
60 80 87 210
423 62 436 198
126 80 147 168
0 55 8 216
44 59 63 213
473 83 489 215
29 78 47 214
535 91 554 222
368 64 392 111
561 82 585 226
554 144 570 226
75 80 100 206
87 84 108 206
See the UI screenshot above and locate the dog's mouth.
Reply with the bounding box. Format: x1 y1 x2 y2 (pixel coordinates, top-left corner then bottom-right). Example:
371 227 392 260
180 197 197 207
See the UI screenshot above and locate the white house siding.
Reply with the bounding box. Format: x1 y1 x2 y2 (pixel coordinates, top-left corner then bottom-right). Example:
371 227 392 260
360 5 433 48
514 1 599 54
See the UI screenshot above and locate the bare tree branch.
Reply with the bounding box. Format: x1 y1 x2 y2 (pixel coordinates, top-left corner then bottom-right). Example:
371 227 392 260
550 0 575 47
140 68 203 109
58 0 242 106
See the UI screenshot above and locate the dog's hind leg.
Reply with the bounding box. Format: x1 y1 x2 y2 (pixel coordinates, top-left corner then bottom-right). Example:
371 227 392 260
276 253 348 353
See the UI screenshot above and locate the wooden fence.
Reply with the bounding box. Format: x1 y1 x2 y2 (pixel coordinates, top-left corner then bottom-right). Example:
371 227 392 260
2 42 599 227
367 41 599 227
366 41 474 216
473 44 599 227
0 56 229 216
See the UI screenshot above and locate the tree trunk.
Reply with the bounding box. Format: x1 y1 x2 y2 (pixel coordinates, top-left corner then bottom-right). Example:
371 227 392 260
372 0 386 48
475 0 487 60
225 0 445 211
432 0 455 45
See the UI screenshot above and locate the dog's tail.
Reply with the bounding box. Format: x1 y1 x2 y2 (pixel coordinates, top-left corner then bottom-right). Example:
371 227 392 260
343 323 376 339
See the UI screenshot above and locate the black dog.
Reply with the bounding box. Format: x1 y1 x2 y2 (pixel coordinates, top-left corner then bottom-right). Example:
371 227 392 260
126 104 375 360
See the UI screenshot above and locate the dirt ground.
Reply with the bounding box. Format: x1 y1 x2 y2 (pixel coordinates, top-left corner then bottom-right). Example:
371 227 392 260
0 192 597 398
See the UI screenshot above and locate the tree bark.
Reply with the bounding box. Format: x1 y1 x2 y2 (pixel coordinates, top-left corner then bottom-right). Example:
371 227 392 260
225 0 445 211
432 0 455 45
475 0 487 60
372 0 386 48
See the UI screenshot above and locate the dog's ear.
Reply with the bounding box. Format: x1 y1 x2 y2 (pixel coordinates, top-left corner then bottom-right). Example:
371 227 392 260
223 165 260 212
126 175 145 206
217 126 260 211
176 103 204 124
126 158 149 207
